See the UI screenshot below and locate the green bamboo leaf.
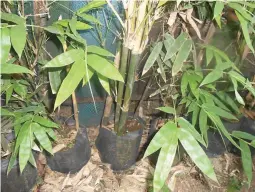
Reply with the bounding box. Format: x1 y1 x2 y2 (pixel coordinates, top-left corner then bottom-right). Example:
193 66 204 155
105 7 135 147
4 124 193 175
82 66 94 86
14 121 31 155
201 91 230 112
251 140 255 148
157 57 166 82
160 51 171 68
144 121 177 158
32 123 53 154
13 82 27 98
19 134 31 173
69 16 78 37
48 68 62 94
181 72 189 96
7 151 18 174
232 131 255 141
1 27 11 63
6 85 13 105
207 112 240 150
178 128 217 182
240 140 252 184
216 92 240 114
87 45 114 57
55 20 92 30
213 1 224 19
215 15 222 28
0 108 14 116
163 33 175 50
65 32 86 45
1 12 25 24
187 101 196 113
1 64 34 75
215 61 232 71
231 78 245 105
177 117 206 146
229 71 255 97
235 11 254 53
78 13 101 24
142 42 163 75
16 105 44 113
45 128 57 141
28 152 37 168
156 107 175 114
200 70 223 86
199 109 208 145
43 49 84 68
192 104 200 126
153 130 178 192
172 40 192 76
87 54 123 82
239 2 255 8
205 48 213 66
164 32 188 62
76 0 106 14
44 25 64 34
54 59 86 109
97 73 110 95
33 115 59 128
13 114 33 126
189 79 200 100
228 3 253 22
202 103 238 120
10 24 26 58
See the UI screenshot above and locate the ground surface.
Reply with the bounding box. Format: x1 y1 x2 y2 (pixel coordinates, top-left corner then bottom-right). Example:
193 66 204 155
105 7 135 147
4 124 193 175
36 114 255 192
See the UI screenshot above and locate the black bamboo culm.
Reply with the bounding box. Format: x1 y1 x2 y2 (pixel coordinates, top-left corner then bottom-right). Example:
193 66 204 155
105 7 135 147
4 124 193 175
117 53 140 135
114 46 130 133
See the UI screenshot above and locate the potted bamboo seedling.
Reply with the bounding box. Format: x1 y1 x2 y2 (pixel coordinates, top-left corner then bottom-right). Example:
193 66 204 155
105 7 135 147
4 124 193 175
94 0 169 171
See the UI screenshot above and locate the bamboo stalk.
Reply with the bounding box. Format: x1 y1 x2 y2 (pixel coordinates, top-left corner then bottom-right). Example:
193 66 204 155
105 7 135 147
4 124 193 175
118 53 140 135
114 46 130 132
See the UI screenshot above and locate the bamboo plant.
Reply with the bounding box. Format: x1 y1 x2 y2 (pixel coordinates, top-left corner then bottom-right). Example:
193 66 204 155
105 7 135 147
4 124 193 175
106 0 167 135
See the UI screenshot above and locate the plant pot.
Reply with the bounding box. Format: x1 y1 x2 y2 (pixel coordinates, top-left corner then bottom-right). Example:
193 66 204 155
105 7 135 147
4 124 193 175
95 115 144 171
46 126 91 174
1 156 38 192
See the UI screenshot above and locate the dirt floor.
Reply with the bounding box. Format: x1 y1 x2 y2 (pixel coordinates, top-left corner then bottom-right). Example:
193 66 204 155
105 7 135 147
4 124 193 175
34 106 255 192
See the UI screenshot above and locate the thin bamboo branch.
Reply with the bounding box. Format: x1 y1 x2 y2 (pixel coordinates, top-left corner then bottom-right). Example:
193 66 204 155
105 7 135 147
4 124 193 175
106 0 125 29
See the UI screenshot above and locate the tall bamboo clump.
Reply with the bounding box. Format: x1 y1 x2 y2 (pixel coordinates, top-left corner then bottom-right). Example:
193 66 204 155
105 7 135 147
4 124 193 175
107 0 165 135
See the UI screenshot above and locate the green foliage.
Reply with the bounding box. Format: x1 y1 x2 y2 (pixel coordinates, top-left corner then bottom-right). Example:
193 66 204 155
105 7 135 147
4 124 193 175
42 1 123 109
144 117 217 192
144 22 255 189
1 104 58 174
